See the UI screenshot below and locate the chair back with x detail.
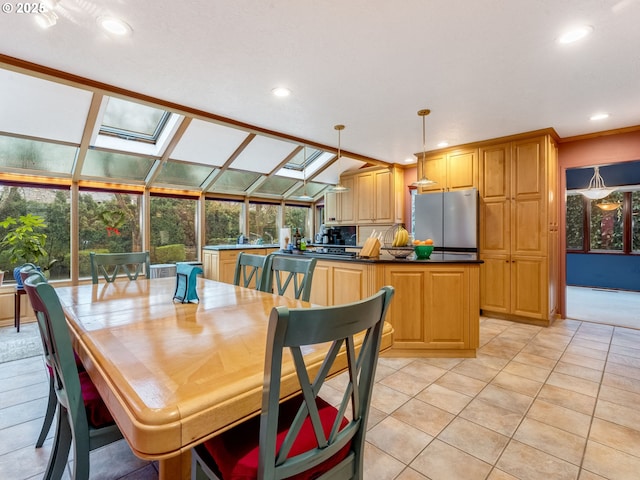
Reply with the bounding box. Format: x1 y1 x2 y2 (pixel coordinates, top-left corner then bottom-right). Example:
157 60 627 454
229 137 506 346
233 252 268 290
261 254 317 302
23 272 122 480
89 251 150 284
191 285 394 480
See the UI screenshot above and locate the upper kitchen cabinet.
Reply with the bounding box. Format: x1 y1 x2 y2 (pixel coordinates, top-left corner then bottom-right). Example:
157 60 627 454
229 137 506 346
356 166 405 224
324 176 355 225
325 166 404 226
478 134 558 325
417 148 478 192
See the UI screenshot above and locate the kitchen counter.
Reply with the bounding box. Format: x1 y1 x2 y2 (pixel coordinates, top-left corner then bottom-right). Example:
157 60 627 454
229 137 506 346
277 249 482 264
203 244 279 251
299 252 480 358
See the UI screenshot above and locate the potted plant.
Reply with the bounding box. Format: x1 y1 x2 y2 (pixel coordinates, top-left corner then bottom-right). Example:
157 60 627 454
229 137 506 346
0 213 55 284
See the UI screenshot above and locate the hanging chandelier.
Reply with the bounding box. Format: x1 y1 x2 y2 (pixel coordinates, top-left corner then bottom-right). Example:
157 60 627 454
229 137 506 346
327 124 350 193
577 166 616 200
412 109 437 187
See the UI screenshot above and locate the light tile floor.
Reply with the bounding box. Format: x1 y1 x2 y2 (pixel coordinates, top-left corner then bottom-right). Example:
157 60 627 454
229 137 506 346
2 315 640 479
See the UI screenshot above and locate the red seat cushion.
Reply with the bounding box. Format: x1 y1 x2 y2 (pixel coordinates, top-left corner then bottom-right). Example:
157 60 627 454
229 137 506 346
205 396 351 480
79 371 115 428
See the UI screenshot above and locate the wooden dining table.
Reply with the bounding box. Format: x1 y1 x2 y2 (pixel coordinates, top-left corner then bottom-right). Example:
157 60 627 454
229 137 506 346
54 276 394 480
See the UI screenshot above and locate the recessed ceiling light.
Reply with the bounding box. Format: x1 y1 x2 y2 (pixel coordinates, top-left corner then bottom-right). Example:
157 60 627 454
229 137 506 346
437 141 449 148
97 16 133 36
557 25 593 44
271 87 291 97
404 157 415 163
590 113 610 121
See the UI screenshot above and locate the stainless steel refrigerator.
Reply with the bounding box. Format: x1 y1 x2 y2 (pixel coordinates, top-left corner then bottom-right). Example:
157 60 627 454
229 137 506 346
413 188 478 250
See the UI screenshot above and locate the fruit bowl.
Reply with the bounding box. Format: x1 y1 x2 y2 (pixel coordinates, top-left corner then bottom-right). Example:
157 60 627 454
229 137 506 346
384 247 414 259
414 245 434 259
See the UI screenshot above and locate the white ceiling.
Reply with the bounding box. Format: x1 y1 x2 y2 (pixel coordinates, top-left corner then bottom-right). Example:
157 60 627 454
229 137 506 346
1 0 639 168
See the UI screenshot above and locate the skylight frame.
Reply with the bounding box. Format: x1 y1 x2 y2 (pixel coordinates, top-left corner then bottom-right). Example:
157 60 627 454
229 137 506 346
283 147 325 171
99 97 172 144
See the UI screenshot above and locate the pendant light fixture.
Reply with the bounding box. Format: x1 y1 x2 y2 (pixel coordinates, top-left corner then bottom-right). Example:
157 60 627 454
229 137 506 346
596 201 621 211
577 166 616 200
412 109 436 187
296 146 313 200
327 124 350 193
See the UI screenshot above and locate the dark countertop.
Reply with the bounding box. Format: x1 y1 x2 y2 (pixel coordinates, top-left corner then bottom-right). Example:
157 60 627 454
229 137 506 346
202 244 481 263
203 244 280 251
275 250 482 264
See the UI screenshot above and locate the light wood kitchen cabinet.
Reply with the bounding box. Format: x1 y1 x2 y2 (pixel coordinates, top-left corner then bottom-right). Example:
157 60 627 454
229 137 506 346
202 248 276 285
308 257 480 357
479 134 558 325
356 167 404 224
324 176 355 225
326 166 404 226
383 263 479 357
417 148 478 192
309 260 374 306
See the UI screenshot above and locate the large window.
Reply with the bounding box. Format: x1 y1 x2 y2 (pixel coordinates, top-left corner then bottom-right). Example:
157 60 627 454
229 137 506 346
248 202 278 245
284 205 310 240
205 199 242 245
150 195 197 263
0 184 70 281
78 190 142 278
566 190 640 253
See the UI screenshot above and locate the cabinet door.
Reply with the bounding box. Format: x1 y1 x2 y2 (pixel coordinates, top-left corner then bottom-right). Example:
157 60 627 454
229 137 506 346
338 176 356 224
219 251 240 284
374 169 394 223
479 254 511 314
309 262 331 306
356 172 374 223
202 250 215 279
423 267 471 350
512 137 546 256
511 255 547 320
479 144 510 255
324 192 338 224
447 149 478 191
332 263 370 305
418 154 446 192
384 265 473 351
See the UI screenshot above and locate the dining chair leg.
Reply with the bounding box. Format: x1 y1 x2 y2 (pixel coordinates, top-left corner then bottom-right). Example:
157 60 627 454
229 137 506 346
70 428 90 480
35 374 56 448
44 408 73 480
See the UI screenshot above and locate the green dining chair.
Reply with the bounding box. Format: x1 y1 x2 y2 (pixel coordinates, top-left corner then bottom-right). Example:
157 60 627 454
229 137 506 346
23 272 123 480
261 254 317 302
89 251 150 284
191 285 394 480
18 264 57 449
233 252 268 290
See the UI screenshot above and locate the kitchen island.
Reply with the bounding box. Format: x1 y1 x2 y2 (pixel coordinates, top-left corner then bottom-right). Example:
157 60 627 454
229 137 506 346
301 251 481 357
203 245 481 358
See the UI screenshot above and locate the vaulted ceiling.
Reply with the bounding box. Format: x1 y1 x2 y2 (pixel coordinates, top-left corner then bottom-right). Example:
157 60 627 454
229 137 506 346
0 0 639 199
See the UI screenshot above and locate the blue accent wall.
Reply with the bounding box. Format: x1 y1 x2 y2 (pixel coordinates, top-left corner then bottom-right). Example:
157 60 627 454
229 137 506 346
566 160 640 189
566 253 640 292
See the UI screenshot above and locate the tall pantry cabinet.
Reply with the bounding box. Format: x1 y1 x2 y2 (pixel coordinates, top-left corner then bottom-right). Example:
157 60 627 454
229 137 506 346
478 134 558 325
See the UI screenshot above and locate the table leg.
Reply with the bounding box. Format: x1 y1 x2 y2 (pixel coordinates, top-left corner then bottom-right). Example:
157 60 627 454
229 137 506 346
159 452 191 480
14 290 21 333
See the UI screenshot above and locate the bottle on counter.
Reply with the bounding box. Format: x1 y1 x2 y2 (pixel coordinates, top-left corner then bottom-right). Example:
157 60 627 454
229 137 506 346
300 237 306 251
294 228 302 250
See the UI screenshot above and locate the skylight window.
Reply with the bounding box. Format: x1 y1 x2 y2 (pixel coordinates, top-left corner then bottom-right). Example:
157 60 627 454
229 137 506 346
100 97 171 143
284 147 325 171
